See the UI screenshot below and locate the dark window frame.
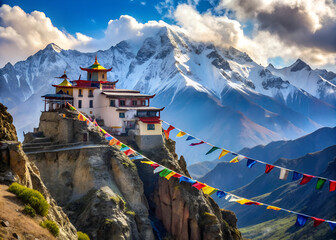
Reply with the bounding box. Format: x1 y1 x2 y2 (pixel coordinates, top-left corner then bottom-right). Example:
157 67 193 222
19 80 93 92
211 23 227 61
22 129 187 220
147 124 155 130
89 100 93 108
78 100 82 109
119 100 126 106
110 99 115 107
119 112 125 118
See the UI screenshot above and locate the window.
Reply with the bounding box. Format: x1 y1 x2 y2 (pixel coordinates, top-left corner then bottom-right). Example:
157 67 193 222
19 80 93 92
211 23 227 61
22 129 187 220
89 90 93 97
102 74 104 79
149 111 157 117
78 89 82 97
119 112 125 118
147 124 155 130
141 100 146 106
110 99 115 107
89 100 93 108
120 100 125 106
132 100 137 106
78 100 82 109
137 111 147 117
66 91 69 94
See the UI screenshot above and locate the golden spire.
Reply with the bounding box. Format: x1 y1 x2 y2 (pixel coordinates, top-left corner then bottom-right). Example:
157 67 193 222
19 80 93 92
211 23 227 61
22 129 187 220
94 55 98 65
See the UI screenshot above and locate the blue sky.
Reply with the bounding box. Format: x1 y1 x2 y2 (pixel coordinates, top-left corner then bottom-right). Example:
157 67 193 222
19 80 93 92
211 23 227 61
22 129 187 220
1 0 336 71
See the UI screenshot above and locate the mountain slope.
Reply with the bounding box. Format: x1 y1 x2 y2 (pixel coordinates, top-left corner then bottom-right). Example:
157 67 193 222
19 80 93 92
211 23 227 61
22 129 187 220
1 25 335 164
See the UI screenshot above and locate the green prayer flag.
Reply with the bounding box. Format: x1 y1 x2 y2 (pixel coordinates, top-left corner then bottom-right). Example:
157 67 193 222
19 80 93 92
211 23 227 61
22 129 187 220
159 169 173 177
316 178 326 190
206 146 220 155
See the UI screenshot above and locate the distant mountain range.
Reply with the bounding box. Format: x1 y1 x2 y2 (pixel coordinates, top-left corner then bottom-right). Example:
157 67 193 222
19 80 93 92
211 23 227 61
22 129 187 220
0 25 335 164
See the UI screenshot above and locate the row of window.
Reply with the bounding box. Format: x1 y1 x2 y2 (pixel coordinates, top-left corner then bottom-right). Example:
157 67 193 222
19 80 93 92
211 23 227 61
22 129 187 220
78 89 93 97
88 73 104 80
110 99 147 107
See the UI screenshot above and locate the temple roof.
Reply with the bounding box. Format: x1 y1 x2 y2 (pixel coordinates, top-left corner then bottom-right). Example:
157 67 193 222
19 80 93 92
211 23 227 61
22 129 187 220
101 91 155 98
80 56 112 72
41 93 73 99
56 79 72 87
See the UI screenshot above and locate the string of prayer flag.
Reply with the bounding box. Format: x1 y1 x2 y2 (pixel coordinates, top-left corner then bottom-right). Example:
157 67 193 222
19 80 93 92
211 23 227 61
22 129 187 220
265 164 275 174
300 174 314 185
164 125 175 139
218 149 230 159
247 159 256 168
316 178 326 190
68 103 336 232
292 171 303 181
176 131 186 137
206 146 220 155
279 168 289 180
190 141 205 146
186 136 195 141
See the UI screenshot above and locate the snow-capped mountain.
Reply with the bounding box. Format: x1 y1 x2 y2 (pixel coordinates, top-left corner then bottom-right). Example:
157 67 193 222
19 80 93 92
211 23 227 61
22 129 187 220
1 25 335 164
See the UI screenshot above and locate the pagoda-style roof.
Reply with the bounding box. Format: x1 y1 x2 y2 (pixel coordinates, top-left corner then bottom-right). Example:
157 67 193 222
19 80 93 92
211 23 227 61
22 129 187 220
80 56 112 72
56 70 69 79
55 79 72 87
42 93 73 99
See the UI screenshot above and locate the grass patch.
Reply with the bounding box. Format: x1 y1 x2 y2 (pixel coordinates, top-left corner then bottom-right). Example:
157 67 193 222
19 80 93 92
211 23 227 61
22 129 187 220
40 220 59 237
77 231 90 240
8 183 49 216
125 207 136 216
23 204 36 217
110 194 126 209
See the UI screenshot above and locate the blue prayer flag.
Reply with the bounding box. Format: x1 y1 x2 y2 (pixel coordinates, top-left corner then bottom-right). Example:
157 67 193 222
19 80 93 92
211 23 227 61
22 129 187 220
246 159 256 168
179 176 197 184
328 221 336 231
295 214 308 227
105 136 113 141
186 136 195 141
216 191 226 198
129 156 144 160
292 171 303 181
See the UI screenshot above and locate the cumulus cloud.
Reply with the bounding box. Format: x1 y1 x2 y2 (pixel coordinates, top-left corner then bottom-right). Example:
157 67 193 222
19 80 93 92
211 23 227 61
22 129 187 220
0 5 165 67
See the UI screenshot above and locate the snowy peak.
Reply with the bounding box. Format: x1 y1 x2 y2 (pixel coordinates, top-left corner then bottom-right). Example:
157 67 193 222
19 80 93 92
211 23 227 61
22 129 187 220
43 43 63 53
289 59 312 72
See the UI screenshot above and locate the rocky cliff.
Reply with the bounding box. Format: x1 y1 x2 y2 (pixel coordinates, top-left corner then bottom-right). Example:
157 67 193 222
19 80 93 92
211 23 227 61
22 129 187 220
0 103 77 239
24 109 242 240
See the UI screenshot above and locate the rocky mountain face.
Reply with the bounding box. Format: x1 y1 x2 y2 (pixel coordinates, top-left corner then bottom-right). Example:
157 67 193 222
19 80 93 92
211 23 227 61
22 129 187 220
24 109 242 240
0 103 77 239
1 25 335 165
194 126 336 190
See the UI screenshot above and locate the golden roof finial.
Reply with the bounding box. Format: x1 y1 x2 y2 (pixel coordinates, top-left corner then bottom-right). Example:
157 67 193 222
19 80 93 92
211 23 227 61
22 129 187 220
94 55 98 65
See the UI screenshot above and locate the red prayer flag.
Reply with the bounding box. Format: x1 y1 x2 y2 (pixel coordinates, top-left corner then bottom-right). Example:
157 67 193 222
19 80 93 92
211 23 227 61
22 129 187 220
299 174 314 185
150 163 160 169
189 141 205 146
244 201 262 206
311 217 325 227
330 180 336 192
192 182 207 190
124 149 134 156
172 173 182 178
265 164 275 174
164 125 175 139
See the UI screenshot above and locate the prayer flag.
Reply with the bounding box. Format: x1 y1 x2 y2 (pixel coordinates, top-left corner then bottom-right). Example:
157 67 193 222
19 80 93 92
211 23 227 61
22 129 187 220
63 114 66 118
244 201 262 206
179 176 197 184
316 178 326 190
230 156 239 163
165 172 176 180
295 214 308 227
218 149 230 159
189 141 205 146
101 128 107 134
151 163 160 169
124 149 134 156
279 168 289 180
329 180 336 192
228 195 241 202
141 161 155 165
328 221 336 231
159 169 173 177
265 164 275 174
129 155 144 160
164 125 175 139
246 159 256 168
172 173 182 178
154 166 165 173
176 131 186 137
206 146 220 155
292 171 303 181
105 134 113 141
78 114 86 121
202 186 216 195
236 198 251 205
216 191 226 198
299 174 314 185
266 206 281 211
109 139 118 146
311 217 325 227
186 136 195 141
192 182 207 190
120 146 130 151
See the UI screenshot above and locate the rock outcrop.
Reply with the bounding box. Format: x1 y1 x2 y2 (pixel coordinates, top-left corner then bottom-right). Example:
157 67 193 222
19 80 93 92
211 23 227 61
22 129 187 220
0 103 77 239
24 109 242 240
0 103 17 141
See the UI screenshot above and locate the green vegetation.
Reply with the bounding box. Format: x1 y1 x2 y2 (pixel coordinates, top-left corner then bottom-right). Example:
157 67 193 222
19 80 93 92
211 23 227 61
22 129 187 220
77 231 90 240
23 204 36 217
40 220 59 237
200 211 218 226
110 194 126 209
125 207 136 216
8 183 49 216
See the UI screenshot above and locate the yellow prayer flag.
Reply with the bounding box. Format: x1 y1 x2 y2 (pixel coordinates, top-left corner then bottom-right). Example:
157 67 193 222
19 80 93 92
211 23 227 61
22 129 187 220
62 114 66 118
267 206 281 211
141 161 155 165
230 156 239 163
218 149 230 159
165 172 176 180
176 131 186 137
202 186 216 195
236 198 251 205
101 129 107 134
